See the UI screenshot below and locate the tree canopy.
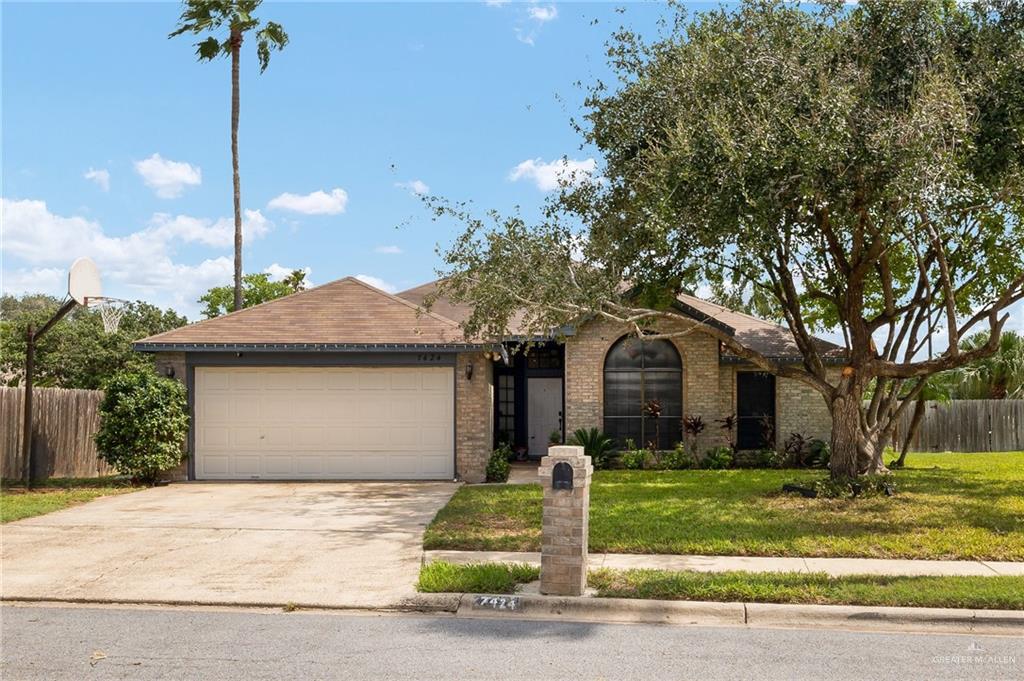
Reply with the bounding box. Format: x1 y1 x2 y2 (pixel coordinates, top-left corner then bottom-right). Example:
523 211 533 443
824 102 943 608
434 0 1024 478
1 295 188 390
198 270 306 318
170 0 288 73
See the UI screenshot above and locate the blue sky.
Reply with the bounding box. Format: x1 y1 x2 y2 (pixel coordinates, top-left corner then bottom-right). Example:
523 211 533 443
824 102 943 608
2 1 683 319
2 1 1020 341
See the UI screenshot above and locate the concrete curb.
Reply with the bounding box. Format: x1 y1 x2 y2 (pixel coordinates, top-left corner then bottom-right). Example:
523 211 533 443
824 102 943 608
5 593 1022 635
424 592 1024 635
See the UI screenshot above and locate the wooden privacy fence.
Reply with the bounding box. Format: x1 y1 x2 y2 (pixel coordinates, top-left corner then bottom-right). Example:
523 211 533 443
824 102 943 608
0 386 111 479
892 400 1024 453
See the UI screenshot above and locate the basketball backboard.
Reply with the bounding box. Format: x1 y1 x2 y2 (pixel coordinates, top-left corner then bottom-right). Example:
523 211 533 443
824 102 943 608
68 257 101 305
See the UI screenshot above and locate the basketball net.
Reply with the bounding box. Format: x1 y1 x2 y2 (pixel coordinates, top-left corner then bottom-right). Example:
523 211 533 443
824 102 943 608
85 297 127 333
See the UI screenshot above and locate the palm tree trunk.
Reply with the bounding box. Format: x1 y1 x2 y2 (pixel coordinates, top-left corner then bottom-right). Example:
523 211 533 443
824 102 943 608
230 29 243 313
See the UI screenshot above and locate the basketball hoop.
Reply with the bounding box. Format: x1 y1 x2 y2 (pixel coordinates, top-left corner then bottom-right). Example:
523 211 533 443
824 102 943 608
84 296 128 334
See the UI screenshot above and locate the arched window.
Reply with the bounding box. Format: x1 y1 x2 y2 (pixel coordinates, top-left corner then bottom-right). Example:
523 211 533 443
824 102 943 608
603 336 682 449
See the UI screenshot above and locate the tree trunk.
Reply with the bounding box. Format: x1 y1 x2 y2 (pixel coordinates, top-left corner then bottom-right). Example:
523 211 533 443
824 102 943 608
829 391 863 479
231 30 243 313
895 395 926 468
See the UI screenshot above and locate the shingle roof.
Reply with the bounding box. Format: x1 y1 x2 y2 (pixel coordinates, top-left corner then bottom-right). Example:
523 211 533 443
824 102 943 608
135 277 467 347
396 280 846 362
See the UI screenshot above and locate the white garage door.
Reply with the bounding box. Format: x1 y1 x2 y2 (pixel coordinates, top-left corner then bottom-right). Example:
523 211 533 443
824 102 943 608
194 366 454 480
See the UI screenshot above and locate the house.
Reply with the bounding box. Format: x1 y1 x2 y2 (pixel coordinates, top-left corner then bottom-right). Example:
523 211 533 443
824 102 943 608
134 276 844 482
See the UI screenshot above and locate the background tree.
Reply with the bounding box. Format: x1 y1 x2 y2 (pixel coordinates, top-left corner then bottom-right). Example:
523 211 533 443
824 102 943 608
1 295 187 389
171 0 288 312
198 272 298 318
433 0 1024 480
954 330 1024 399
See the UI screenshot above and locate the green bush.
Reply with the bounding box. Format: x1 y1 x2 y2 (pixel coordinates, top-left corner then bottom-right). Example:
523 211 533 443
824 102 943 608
620 449 648 470
814 474 896 499
808 439 831 468
569 428 616 469
701 446 733 470
94 370 189 485
660 444 696 470
486 443 512 482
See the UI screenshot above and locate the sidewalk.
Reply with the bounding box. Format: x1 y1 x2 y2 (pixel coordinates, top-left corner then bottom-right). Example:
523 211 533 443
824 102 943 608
424 549 1024 577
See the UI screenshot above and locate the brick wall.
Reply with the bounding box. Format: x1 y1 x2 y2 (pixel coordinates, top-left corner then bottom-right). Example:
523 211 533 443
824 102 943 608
455 351 493 482
775 368 837 444
564 318 727 452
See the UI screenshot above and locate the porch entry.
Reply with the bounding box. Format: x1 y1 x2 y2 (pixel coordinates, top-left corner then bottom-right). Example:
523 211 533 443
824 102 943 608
493 342 565 459
527 377 563 456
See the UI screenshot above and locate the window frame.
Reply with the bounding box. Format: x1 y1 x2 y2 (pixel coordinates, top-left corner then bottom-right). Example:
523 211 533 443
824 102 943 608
603 336 683 449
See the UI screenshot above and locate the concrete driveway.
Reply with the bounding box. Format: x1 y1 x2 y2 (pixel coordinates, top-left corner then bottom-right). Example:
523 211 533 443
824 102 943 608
1 482 456 609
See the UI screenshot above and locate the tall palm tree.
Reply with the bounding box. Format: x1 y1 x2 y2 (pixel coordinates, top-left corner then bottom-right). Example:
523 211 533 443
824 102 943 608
170 1 288 312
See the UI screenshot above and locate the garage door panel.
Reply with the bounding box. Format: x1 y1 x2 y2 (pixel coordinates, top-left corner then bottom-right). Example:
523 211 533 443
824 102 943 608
195 366 454 480
230 371 263 390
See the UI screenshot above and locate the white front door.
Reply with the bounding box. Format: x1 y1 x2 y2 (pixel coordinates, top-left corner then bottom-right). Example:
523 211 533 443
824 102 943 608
527 377 563 456
194 366 454 480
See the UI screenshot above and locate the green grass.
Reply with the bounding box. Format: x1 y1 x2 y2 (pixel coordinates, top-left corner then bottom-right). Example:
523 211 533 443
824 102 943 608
1 478 136 523
417 560 540 593
423 452 1024 560
589 568 1024 610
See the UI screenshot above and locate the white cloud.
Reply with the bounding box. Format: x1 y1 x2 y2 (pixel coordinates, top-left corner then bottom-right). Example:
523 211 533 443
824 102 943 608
527 5 557 22
1 267 65 296
0 198 259 319
354 274 397 293
83 168 110 192
509 157 598 192
374 245 403 255
147 209 272 248
267 188 348 215
395 179 430 196
264 263 312 285
485 0 509 6
134 153 202 199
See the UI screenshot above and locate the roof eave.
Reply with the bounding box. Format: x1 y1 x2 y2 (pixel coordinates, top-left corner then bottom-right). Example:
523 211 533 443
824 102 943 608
134 342 486 353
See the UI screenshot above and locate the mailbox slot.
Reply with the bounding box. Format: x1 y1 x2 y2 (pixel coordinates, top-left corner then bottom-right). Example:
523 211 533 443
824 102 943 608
552 461 573 490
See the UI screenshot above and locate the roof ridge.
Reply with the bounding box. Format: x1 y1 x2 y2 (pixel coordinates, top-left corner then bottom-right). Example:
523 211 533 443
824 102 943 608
345 277 462 329
136 275 360 344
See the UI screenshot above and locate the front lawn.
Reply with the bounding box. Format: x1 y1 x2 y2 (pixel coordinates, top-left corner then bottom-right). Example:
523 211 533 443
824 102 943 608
1 477 136 523
416 561 1024 610
424 452 1024 560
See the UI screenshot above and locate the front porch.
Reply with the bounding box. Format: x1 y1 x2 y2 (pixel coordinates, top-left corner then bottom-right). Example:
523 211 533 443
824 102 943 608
493 342 565 459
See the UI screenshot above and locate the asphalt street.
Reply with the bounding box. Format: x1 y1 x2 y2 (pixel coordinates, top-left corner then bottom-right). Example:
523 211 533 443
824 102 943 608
1 604 1020 681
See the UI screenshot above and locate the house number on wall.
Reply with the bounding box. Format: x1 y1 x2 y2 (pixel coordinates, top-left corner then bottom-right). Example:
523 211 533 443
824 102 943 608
473 595 520 611
416 353 444 362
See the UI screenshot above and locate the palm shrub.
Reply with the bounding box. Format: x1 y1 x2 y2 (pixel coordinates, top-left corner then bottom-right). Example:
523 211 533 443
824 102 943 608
94 370 189 484
569 428 615 469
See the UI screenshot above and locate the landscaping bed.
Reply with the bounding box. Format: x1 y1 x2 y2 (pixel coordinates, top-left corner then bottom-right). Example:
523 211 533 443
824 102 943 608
417 561 1024 611
423 452 1024 561
1 477 136 523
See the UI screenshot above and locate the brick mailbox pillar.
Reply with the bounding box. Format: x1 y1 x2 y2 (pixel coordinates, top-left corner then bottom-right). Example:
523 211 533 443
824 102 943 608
538 445 592 596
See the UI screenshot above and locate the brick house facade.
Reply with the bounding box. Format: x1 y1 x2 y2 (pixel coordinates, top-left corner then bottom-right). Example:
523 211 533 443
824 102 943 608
139 277 843 483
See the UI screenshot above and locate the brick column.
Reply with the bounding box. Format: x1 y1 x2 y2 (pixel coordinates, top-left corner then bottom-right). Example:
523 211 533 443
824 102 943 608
538 445 592 596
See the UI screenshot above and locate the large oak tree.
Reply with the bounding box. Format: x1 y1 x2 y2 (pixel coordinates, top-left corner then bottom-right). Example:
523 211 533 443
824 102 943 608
434 0 1024 479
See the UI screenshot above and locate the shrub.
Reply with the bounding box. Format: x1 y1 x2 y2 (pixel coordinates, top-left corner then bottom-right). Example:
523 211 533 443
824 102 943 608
548 429 563 446
620 449 648 470
808 439 830 468
813 474 896 499
734 448 784 469
701 446 733 470
661 443 696 470
783 432 811 466
486 443 513 482
94 370 189 485
568 428 616 469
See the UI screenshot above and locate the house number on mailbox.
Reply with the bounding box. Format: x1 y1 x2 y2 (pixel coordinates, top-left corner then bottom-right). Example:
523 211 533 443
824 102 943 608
552 461 573 490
